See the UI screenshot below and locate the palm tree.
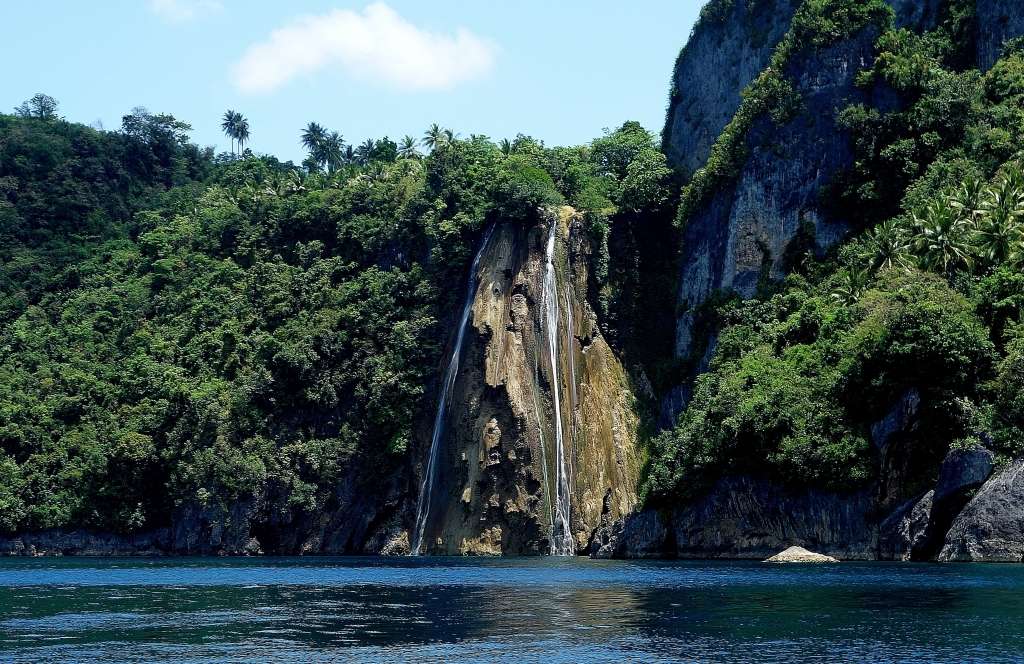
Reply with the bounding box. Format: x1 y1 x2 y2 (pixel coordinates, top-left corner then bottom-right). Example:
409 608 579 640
865 219 913 271
355 139 375 166
301 122 327 169
398 135 420 160
976 172 1024 266
235 115 251 155
324 131 345 173
499 138 513 156
949 176 985 223
422 123 446 151
832 267 872 305
343 145 356 165
221 110 243 155
914 198 974 276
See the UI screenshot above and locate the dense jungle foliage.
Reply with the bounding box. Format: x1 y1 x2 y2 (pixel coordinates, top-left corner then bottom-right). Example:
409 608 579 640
645 0 1024 502
3 0 1024 536
0 96 671 534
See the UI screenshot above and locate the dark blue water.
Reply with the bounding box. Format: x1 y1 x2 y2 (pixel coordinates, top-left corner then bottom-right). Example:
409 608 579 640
1 557 1023 662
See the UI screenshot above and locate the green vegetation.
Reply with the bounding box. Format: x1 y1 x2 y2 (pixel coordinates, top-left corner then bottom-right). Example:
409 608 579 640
646 0 1024 504
0 101 668 535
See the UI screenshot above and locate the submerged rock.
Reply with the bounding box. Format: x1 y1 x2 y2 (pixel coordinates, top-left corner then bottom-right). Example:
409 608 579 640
764 546 839 564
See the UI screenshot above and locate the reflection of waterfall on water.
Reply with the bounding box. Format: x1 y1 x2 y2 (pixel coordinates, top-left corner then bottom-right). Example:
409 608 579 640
411 226 495 556
543 219 575 556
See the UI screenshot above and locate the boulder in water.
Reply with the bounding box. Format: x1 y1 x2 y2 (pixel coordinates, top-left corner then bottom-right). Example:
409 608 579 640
764 546 839 563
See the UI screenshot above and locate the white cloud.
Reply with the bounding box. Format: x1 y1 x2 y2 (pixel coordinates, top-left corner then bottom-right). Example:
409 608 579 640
150 0 223 23
232 3 496 94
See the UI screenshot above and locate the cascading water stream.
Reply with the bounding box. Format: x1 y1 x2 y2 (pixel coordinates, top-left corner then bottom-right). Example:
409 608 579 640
543 219 575 556
411 225 495 556
564 227 578 490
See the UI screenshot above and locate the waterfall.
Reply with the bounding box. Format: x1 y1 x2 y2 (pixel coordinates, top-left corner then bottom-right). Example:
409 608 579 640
411 225 495 556
564 226 578 486
543 219 575 556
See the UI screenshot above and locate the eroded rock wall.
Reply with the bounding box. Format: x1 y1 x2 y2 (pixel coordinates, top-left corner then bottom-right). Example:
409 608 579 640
413 211 641 555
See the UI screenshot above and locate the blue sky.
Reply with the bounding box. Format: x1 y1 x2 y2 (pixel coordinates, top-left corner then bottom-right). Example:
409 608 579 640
4 1 702 163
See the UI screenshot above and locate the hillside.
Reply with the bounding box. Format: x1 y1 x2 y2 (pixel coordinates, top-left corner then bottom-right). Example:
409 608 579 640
3 0 1024 561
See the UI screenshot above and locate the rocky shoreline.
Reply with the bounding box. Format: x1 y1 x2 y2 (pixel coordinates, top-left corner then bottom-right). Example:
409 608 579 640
5 451 1020 563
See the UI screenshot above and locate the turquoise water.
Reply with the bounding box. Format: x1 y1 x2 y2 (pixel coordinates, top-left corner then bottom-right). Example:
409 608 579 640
2 557 1024 662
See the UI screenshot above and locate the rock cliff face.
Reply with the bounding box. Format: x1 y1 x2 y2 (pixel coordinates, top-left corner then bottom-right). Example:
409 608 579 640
977 0 1024 70
593 444 1004 561
940 460 1024 562
667 0 951 387
412 210 642 555
662 0 801 175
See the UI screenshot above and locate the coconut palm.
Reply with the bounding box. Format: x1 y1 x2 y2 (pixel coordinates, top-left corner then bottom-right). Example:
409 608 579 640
323 131 345 173
398 135 420 160
355 139 376 166
221 110 243 155
976 172 1024 266
915 198 975 276
499 138 513 156
831 267 872 305
301 122 328 169
865 218 913 271
235 115 251 155
422 123 446 151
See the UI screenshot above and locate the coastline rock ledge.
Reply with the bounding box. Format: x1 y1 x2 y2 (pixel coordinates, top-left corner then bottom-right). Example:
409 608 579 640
764 546 840 564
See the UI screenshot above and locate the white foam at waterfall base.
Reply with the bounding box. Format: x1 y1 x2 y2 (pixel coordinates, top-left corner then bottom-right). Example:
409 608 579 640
411 225 495 556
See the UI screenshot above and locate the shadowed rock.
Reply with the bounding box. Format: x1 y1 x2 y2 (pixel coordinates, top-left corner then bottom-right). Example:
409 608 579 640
940 460 1024 562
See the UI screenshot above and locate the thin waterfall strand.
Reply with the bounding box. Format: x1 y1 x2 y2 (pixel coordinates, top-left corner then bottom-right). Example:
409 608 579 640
543 220 574 556
564 223 578 449
411 225 495 556
532 351 557 541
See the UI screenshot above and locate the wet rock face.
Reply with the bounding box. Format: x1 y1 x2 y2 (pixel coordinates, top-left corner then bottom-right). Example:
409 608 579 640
414 212 641 556
663 0 800 175
940 460 1024 562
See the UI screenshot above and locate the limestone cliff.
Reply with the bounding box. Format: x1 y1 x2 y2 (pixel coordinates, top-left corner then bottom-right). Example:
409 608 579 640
977 0 1024 70
662 0 801 176
666 1 954 405
601 0 1024 563
411 210 642 555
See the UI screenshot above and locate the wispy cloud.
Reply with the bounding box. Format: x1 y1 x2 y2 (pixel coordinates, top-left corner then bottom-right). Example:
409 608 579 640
232 3 497 94
150 0 223 23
